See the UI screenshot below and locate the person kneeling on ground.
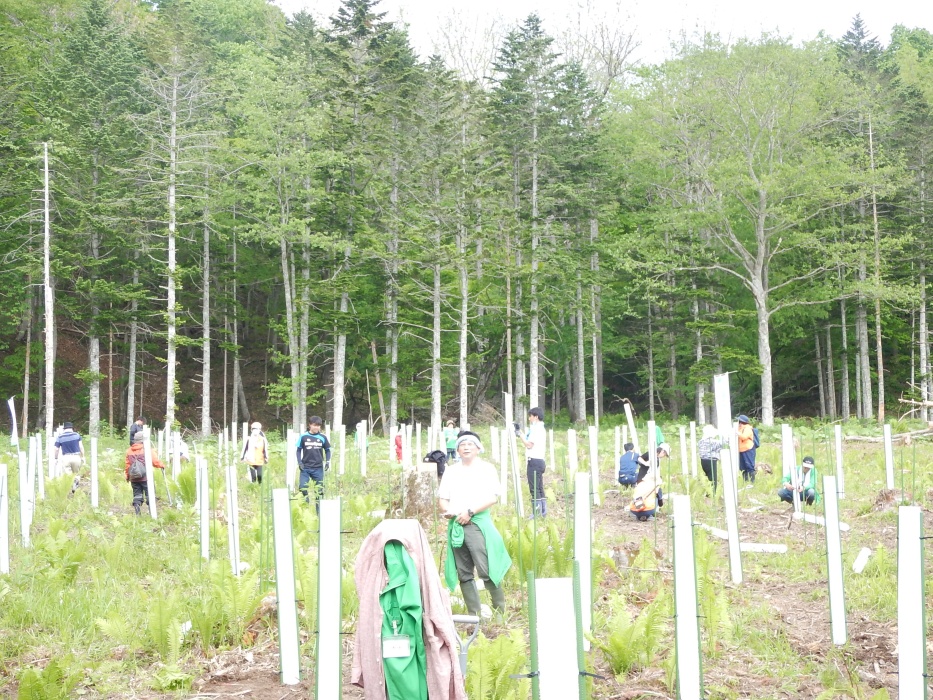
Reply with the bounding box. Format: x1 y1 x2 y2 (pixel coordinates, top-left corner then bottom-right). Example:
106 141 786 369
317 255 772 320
618 442 639 486
635 442 672 483
438 431 512 618
778 456 820 506
630 471 664 521
125 432 165 515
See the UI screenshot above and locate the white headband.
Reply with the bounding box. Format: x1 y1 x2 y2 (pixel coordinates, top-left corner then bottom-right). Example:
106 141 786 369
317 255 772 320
455 434 484 452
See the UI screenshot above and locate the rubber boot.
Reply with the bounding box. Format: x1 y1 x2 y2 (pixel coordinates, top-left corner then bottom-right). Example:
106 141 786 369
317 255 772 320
485 579 506 613
460 579 481 616
134 502 141 516
534 498 547 517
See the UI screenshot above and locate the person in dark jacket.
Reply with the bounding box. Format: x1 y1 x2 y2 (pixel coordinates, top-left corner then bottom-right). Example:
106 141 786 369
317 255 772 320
129 416 146 445
296 415 331 512
618 442 639 486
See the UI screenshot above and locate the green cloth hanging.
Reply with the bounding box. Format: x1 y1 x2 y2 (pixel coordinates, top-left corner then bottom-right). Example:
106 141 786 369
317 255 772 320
380 541 428 700
444 509 512 591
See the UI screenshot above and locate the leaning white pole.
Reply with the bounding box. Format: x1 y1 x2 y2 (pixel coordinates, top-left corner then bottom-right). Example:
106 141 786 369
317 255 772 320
823 475 847 645
719 448 743 584
143 434 158 519
623 402 639 453
272 488 301 685
7 398 18 449
90 436 99 509
587 426 600 507
317 497 342 699
0 463 9 574
897 505 927 699
883 424 895 490
672 494 703 700
199 459 210 561
573 472 593 650
834 424 845 499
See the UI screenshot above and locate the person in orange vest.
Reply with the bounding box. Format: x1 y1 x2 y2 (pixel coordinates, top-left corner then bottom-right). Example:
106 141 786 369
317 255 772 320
240 421 269 484
125 432 165 515
737 414 758 483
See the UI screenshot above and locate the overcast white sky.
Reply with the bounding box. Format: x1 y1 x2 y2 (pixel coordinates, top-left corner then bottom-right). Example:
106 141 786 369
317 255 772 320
272 0 933 65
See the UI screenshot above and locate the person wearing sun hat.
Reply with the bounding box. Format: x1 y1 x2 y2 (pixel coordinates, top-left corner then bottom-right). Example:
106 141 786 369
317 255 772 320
777 455 821 506
438 430 512 618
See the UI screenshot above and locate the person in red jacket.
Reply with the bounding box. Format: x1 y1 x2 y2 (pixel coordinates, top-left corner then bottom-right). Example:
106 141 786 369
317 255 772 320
125 431 165 515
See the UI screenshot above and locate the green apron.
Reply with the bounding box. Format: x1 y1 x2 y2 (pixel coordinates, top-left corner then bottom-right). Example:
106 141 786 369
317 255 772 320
444 509 512 591
380 541 428 700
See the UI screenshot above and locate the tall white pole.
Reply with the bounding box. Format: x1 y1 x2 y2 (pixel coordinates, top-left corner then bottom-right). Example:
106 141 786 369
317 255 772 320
719 448 743 584
588 426 601 506
143 433 158 519
43 142 55 494
273 489 301 684
317 498 342 699
573 472 592 650
823 475 847 645
672 494 703 699
897 506 927 699
90 437 99 508
883 424 895 490
6 398 18 449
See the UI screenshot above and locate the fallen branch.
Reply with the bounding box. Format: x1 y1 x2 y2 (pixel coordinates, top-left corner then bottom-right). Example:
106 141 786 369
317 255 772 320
844 427 933 443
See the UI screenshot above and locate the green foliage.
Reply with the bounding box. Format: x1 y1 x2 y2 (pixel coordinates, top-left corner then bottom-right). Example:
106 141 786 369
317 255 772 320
694 531 731 653
465 630 530 700
35 521 87 585
176 465 197 505
189 561 263 650
17 659 80 700
592 590 670 678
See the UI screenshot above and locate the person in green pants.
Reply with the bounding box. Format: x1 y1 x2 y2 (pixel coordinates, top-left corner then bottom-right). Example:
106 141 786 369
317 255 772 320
438 431 512 617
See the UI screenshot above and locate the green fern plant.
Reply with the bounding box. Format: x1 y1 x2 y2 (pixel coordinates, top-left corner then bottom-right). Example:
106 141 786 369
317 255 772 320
17 659 80 700
95 611 136 648
694 532 731 653
36 527 87 585
176 465 197 504
592 591 670 678
147 594 184 664
465 629 530 700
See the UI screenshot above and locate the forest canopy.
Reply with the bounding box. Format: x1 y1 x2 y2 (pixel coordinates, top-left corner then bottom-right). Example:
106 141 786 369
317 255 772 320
1 1 930 435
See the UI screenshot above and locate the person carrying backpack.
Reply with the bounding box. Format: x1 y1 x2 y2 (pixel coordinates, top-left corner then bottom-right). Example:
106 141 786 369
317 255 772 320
737 414 758 483
240 421 268 484
618 443 639 486
125 431 165 515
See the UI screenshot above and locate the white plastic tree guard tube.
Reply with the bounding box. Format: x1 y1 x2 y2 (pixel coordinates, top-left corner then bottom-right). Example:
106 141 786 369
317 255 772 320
822 475 847 645
338 425 346 477
286 429 297 493
90 436 99 509
689 421 698 478
499 428 509 506
672 494 703 700
573 472 593 650
713 373 734 456
415 422 421 466
647 419 658 479
359 420 368 477
679 425 688 477
719 448 743 584
225 462 241 576
0 463 9 574
172 431 181 481
549 428 556 482
834 425 845 499
614 425 621 473
18 451 29 548
272 488 301 685
567 429 579 474
199 459 210 561
883 424 895 490
317 498 343 700
782 424 801 513
143 435 158 519
623 402 639 454
491 425 500 464
897 506 927 699
534 577 581 700
588 426 601 507
6 398 18 448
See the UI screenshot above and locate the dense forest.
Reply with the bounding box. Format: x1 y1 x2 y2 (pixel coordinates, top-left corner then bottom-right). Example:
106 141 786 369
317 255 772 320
1 0 932 437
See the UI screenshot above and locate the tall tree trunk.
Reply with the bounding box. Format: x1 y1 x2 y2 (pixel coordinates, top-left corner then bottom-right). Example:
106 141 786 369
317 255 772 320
299 236 310 428
200 177 211 436
753 287 774 426
815 330 826 419
457 228 469 425
647 303 655 421
693 290 706 425
575 280 586 424
88 161 101 439
43 142 54 447
857 262 872 419
126 264 139 429
826 325 837 420
165 76 178 430
920 160 929 422
590 219 603 425
279 238 300 432
431 235 442 436
333 277 349 432
22 286 32 439
528 124 540 411
231 233 240 431
869 114 884 422
387 162 400 433
840 297 850 421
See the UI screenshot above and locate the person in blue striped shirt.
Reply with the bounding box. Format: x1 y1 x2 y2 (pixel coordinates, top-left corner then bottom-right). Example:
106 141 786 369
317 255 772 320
55 422 85 493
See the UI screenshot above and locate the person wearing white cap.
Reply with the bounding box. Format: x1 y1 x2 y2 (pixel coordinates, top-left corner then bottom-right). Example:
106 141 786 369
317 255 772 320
240 421 268 484
438 431 512 617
